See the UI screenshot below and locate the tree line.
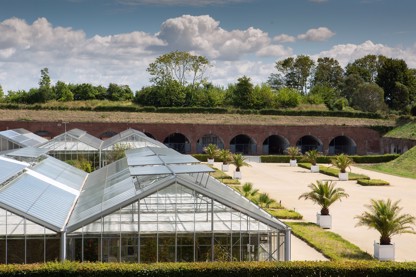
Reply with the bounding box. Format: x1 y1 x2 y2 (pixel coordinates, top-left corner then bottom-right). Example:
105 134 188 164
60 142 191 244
0 52 415 115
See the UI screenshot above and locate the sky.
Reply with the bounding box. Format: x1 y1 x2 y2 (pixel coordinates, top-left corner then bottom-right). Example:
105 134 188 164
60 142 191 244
0 0 416 93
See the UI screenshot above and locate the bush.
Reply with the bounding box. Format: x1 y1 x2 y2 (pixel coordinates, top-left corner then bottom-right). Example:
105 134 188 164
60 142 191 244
267 208 303 220
261 155 399 164
357 179 390 186
1 261 416 276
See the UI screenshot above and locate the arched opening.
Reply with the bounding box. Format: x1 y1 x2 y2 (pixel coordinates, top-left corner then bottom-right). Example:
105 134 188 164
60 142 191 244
196 134 224 153
262 135 290 155
296 135 323 153
163 133 190 154
100 131 118 140
230 134 256 155
144 132 155 140
35 130 52 139
328 136 357 155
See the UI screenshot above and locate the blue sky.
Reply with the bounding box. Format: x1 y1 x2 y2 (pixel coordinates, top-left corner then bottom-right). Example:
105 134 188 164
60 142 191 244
0 0 415 92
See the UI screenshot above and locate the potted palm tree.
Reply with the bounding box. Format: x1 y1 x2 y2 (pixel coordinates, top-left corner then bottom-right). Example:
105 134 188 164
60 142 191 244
331 154 353 181
355 199 416 261
231 153 250 179
302 149 320 173
218 149 232 172
203 144 219 165
285 146 301 167
299 180 349 229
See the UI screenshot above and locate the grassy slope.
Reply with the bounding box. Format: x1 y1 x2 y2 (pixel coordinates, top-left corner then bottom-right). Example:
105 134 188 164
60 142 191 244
384 121 416 139
361 146 416 179
0 109 395 126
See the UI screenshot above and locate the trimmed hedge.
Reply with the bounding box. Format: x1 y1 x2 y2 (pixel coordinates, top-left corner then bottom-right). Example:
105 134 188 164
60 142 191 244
267 208 303 220
357 179 390 186
1 261 416 276
298 163 370 180
261 154 400 164
259 108 383 119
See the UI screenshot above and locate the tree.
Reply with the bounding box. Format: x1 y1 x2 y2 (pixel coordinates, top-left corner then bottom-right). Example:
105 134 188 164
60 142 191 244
331 154 353 173
147 51 210 87
391 82 410 112
340 74 365 103
299 180 349 215
351 83 387 113
38 67 54 101
106 83 133 101
231 153 250 172
274 55 315 94
355 199 416 245
73 83 99 100
309 84 339 110
231 76 254 109
346 55 385 83
312 57 344 89
0 85 4 101
203 144 219 160
274 87 302 108
54 81 74 101
376 58 412 109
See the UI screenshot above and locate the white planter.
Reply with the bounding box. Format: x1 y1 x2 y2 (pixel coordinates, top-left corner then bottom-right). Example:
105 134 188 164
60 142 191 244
234 171 242 179
316 213 332 229
338 172 349 181
221 164 229 172
310 165 320 173
207 158 214 165
374 242 395 261
289 159 297 167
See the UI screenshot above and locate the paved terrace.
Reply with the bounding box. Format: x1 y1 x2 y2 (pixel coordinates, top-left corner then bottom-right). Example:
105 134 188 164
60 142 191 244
217 161 416 262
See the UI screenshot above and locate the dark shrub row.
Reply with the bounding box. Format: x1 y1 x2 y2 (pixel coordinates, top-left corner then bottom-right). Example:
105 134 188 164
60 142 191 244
260 154 399 164
1 261 416 277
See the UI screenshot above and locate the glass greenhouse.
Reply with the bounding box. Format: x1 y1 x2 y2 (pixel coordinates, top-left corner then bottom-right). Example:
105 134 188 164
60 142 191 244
0 128 48 152
0 145 291 264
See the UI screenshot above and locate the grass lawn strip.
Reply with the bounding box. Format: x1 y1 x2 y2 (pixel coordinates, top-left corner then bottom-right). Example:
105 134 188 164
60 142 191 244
286 222 373 261
359 146 416 179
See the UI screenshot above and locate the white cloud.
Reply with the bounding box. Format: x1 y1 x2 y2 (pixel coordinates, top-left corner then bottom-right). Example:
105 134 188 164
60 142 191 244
314 40 416 67
273 34 296 43
256 45 292 57
156 15 272 60
297 27 335 41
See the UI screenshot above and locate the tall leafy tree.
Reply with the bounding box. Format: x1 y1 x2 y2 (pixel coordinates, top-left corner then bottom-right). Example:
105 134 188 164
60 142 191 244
340 74 365 103
0 85 4 101
274 55 314 94
231 76 254 109
106 83 133 101
312 57 344 89
54 81 74 101
351 83 387 113
346 55 385 83
376 58 412 109
147 51 210 87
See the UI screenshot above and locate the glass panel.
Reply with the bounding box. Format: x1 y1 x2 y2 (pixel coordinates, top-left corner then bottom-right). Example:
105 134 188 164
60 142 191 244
177 234 193 262
7 238 24 263
140 235 157 263
195 234 212 262
26 238 44 263
158 235 175 262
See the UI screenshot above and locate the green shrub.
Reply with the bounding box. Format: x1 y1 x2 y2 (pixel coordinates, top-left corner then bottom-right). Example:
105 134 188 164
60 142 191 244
298 163 370 180
261 155 399 164
357 179 390 186
267 208 303 219
1 260 416 276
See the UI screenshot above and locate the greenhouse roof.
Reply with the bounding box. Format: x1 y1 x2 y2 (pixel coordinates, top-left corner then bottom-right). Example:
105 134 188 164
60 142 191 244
0 146 288 234
0 128 48 147
102 128 165 149
39 128 103 151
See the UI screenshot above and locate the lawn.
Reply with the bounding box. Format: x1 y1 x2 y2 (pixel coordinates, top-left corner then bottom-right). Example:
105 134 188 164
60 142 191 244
286 222 373 261
360 146 416 179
